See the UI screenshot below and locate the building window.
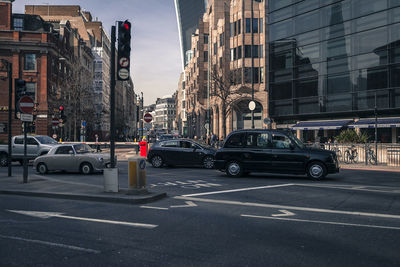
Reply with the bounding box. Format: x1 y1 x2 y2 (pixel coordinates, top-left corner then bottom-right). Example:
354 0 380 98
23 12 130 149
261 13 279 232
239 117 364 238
13 18 24 31
253 67 260 83
252 45 259 58
24 54 36 71
245 45 252 58
260 67 264 83
238 45 242 59
246 18 251 33
234 21 237 35
238 19 241 34
213 43 217 55
260 18 263 33
204 35 209 44
230 23 234 37
219 33 224 46
204 51 208 62
25 83 36 100
252 18 259 33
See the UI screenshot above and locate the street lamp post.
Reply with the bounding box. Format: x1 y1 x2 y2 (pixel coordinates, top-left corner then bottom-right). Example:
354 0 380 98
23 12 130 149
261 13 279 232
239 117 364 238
374 92 378 164
251 0 255 129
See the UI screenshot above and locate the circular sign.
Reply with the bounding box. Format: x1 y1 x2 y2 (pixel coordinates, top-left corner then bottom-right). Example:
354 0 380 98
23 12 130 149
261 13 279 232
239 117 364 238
144 113 153 123
248 100 256 111
52 134 57 139
119 57 129 68
118 68 129 80
263 118 271 124
204 123 209 130
19 96 34 113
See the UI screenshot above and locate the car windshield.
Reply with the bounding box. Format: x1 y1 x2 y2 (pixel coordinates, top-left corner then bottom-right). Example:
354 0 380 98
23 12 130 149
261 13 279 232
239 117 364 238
35 136 58 144
289 134 305 149
73 144 94 154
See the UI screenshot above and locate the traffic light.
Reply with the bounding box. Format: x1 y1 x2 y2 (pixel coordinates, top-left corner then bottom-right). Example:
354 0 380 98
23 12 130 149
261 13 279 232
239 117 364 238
117 20 131 81
14 79 26 119
59 105 67 123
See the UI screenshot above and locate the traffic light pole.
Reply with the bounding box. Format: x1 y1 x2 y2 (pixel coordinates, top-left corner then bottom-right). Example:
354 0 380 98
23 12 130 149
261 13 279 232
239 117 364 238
7 63 12 177
23 122 28 183
110 25 116 168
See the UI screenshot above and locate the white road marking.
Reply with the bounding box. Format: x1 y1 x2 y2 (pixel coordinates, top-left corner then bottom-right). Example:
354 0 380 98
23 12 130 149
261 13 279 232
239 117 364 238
170 201 198 208
140 206 169 210
175 196 400 220
0 234 100 254
296 183 400 194
272 210 295 217
8 210 158 229
182 183 294 197
241 214 400 231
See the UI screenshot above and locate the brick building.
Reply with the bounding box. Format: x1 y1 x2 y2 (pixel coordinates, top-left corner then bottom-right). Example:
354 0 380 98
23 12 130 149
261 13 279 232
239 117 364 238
0 0 75 141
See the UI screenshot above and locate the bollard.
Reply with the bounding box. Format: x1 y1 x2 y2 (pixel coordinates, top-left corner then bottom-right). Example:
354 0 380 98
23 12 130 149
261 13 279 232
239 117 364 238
128 156 146 190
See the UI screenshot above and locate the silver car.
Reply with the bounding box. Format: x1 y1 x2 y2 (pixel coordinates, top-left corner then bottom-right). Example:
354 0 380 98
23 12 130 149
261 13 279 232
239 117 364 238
33 144 113 175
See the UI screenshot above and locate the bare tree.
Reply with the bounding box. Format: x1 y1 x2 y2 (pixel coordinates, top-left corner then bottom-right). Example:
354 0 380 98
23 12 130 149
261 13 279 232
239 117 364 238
209 68 251 138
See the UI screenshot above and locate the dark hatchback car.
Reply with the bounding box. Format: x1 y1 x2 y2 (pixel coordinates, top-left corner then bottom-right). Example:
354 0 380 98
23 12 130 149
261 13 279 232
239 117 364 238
214 130 339 180
148 139 216 169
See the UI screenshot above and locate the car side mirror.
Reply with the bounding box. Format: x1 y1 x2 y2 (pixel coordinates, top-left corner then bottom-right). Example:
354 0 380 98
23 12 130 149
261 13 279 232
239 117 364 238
69 150 74 155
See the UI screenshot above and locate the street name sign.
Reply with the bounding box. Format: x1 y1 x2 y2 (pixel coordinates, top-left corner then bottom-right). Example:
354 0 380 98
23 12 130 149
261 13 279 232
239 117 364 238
20 113 33 122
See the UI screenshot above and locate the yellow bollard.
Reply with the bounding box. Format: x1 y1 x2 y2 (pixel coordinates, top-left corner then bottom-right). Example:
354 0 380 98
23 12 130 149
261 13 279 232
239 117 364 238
128 156 146 189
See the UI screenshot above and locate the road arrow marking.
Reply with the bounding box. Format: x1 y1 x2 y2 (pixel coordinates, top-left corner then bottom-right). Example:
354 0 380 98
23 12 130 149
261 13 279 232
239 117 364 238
7 210 157 229
272 210 295 217
170 201 197 208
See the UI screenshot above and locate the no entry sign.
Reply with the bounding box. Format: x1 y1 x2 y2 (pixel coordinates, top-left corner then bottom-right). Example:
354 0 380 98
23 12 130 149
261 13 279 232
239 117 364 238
19 96 34 113
144 113 153 123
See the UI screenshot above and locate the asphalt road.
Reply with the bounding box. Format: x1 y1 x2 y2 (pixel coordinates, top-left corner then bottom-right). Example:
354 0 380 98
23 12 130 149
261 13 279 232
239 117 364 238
0 163 399 266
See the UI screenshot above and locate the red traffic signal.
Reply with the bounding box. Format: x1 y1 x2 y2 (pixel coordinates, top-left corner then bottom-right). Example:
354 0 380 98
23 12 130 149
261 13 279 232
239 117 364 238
123 22 130 30
59 106 64 111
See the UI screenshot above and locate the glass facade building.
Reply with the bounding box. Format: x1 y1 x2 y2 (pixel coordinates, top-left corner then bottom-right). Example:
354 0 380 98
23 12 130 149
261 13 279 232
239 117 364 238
174 0 207 70
268 0 400 122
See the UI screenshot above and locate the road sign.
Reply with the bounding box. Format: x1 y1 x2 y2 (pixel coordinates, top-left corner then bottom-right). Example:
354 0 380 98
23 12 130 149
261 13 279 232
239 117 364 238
118 68 129 80
20 113 33 122
248 100 256 111
19 96 34 113
144 113 153 123
52 118 59 126
52 134 57 139
82 120 87 127
144 122 152 130
119 57 129 68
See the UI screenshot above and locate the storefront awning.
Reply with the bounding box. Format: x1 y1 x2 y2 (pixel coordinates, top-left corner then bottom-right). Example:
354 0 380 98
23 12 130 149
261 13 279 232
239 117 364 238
348 118 400 128
291 120 352 130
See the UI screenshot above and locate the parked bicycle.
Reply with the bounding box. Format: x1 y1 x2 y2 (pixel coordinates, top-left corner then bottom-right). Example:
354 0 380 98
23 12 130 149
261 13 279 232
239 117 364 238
344 145 358 164
332 144 342 162
365 143 377 165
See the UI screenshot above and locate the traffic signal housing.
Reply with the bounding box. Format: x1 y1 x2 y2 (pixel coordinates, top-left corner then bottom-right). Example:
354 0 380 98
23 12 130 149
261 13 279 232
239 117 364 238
59 105 67 123
117 20 131 81
14 79 26 119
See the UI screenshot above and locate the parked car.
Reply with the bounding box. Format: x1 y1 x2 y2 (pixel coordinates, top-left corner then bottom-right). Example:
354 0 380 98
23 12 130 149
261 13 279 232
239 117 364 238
147 139 216 169
33 144 113 175
214 129 339 180
0 135 58 166
156 134 175 142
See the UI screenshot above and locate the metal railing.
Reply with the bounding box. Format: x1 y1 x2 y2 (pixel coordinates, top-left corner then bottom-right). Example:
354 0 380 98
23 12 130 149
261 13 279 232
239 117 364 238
318 143 400 167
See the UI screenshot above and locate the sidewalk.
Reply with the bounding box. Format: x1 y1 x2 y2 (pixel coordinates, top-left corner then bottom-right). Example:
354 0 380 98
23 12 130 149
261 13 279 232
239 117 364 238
340 163 400 172
0 174 166 204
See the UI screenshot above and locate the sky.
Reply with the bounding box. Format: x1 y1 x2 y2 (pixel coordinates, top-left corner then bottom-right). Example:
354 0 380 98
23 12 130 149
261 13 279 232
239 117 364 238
13 0 182 105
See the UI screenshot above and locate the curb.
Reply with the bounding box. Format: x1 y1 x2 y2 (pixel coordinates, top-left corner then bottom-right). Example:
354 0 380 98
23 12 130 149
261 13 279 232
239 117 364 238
0 190 167 204
340 167 400 173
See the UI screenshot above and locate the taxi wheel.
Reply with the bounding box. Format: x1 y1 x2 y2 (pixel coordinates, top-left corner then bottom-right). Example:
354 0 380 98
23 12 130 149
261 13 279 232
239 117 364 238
37 163 48 174
226 161 243 177
307 161 327 180
80 162 93 175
